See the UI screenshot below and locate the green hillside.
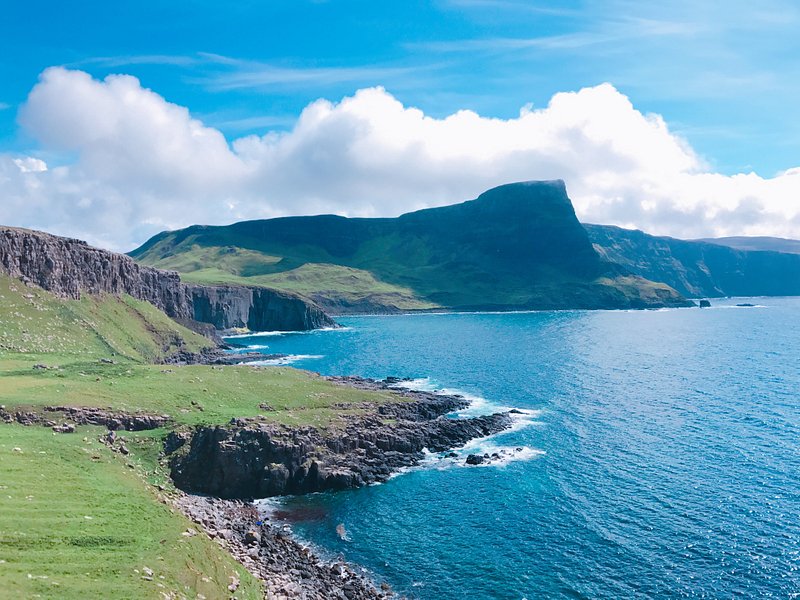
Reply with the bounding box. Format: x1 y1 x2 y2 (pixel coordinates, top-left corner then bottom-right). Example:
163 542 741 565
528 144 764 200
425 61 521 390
131 181 690 312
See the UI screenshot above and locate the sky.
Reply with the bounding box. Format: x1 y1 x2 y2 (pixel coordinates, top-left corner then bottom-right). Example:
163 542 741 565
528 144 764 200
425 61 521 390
2 0 800 250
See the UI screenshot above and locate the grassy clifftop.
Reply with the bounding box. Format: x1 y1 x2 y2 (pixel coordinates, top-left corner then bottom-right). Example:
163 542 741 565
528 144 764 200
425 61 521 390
132 181 690 313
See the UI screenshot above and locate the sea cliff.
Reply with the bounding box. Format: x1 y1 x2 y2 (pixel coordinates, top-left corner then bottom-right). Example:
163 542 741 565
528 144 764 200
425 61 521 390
0 225 334 332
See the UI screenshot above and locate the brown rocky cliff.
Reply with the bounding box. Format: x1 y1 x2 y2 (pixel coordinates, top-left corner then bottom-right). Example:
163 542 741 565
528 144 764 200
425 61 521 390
0 226 334 331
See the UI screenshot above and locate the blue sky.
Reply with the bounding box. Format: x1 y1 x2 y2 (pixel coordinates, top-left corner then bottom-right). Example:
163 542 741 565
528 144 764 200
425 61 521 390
2 0 800 249
3 0 799 174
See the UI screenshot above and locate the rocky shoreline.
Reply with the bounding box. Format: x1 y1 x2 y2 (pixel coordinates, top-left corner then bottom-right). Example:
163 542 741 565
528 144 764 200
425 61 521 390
174 493 395 599
167 376 513 499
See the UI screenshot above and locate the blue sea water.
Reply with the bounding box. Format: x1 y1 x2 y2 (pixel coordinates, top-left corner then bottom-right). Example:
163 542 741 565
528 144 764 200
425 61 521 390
229 298 800 599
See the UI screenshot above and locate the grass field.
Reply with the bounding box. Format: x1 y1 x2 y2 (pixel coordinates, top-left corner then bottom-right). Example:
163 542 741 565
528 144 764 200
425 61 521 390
0 424 263 600
0 275 211 362
0 273 404 598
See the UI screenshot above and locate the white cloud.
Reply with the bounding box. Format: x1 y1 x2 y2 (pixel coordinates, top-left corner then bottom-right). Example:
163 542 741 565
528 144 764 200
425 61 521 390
2 66 800 251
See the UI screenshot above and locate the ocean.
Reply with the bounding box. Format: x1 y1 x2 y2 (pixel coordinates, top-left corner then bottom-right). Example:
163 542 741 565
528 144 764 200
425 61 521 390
228 298 800 599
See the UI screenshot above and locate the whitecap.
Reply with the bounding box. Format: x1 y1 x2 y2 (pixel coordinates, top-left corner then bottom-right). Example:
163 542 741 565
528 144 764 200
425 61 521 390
224 326 352 340
245 354 324 366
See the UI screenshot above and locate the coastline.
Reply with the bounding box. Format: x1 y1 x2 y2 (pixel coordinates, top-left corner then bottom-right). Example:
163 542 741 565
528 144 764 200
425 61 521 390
165 376 519 598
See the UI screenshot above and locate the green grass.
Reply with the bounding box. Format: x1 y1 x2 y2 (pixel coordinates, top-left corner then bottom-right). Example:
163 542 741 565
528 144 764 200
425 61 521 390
0 275 212 362
0 271 413 598
0 424 263 600
145 242 437 311
0 359 403 428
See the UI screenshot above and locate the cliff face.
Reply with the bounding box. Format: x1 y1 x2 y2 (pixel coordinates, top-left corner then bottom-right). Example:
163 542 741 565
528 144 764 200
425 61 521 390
188 284 335 331
586 224 800 298
0 226 334 332
0 226 191 317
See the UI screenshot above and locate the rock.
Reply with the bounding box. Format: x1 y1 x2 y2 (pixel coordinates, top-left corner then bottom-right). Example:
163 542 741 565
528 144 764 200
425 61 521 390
244 530 261 545
465 454 485 465
118 444 129 455
169 395 512 498
188 284 336 332
52 423 75 434
699 299 712 308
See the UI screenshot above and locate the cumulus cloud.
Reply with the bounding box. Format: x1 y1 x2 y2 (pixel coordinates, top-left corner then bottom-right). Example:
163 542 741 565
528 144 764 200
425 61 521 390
2 66 800 250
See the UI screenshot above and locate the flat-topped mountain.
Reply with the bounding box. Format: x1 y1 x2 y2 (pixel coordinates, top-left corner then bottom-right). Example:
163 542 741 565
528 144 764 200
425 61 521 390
131 180 690 312
587 224 800 298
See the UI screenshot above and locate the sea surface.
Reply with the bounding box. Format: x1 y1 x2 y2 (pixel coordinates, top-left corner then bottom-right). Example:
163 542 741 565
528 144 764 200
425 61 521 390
229 298 800 599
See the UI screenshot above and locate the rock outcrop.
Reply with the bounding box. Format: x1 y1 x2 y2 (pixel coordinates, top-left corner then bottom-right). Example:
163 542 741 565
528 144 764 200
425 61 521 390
0 226 334 331
168 378 513 499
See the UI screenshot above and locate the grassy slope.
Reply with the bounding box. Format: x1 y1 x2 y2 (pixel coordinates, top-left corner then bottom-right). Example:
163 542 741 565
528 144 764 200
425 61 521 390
0 275 212 362
0 425 261 600
0 273 404 598
148 243 436 311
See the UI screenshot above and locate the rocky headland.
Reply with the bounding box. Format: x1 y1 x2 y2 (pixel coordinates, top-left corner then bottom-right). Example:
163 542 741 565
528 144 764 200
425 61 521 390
168 376 513 498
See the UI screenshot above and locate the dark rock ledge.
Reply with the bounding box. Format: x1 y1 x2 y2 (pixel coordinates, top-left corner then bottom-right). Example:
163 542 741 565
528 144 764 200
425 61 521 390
167 377 513 499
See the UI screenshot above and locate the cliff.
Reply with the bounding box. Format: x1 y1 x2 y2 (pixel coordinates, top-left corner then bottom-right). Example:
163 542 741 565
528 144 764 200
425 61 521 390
132 181 691 311
586 224 800 298
188 284 335 331
0 226 191 317
0 226 334 332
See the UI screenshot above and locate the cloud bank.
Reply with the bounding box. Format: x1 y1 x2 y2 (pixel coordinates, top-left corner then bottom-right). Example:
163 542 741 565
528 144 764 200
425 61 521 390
3 67 800 250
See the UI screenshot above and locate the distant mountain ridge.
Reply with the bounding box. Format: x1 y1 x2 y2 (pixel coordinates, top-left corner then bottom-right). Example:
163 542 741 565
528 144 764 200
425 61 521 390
587 224 800 298
694 236 800 255
131 180 690 312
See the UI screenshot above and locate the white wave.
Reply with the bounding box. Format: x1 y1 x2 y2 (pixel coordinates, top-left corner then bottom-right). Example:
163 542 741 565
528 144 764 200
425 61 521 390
414 444 544 472
224 326 351 340
223 330 289 339
227 344 270 351
389 378 542 424
246 354 324 366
